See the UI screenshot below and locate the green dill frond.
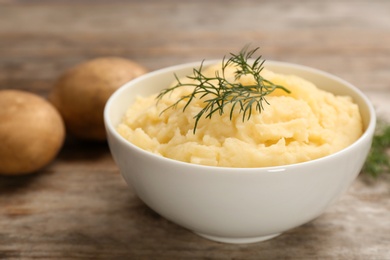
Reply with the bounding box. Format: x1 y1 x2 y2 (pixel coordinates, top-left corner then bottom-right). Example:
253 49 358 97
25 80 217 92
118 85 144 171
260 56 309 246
156 46 291 133
363 121 390 177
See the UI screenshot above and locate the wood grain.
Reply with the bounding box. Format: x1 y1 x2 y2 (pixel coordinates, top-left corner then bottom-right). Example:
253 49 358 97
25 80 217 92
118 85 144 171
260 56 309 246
1 0 390 259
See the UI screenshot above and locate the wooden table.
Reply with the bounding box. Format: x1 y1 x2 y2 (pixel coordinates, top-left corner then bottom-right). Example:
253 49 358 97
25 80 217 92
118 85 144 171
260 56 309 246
1 1 390 259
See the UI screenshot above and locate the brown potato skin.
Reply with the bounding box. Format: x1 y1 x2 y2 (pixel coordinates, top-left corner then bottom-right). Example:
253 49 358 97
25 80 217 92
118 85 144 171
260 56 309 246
49 57 148 141
0 90 65 175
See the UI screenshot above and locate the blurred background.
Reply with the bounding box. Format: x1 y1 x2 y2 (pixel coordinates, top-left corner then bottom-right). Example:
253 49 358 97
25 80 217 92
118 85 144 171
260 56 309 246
1 0 389 96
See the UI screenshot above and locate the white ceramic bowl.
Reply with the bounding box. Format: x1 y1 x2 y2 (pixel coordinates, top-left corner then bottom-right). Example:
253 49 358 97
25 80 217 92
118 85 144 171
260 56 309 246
104 60 376 244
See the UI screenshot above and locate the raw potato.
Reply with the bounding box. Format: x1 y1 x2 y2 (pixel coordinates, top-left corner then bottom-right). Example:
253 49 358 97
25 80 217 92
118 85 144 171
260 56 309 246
0 90 65 175
49 57 148 141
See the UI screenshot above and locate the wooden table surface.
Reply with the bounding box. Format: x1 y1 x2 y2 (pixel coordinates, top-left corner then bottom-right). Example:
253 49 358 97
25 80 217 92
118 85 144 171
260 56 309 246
1 1 390 259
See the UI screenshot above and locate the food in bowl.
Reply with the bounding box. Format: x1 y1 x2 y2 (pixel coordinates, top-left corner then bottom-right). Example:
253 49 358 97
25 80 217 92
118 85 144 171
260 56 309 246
117 48 363 167
104 48 375 244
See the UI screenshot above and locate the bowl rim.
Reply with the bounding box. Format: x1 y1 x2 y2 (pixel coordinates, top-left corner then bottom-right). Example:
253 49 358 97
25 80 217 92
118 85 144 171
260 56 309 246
104 60 377 172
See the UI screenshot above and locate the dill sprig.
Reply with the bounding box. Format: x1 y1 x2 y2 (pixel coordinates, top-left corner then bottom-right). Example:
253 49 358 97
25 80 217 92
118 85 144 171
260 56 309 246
157 46 290 133
363 121 390 177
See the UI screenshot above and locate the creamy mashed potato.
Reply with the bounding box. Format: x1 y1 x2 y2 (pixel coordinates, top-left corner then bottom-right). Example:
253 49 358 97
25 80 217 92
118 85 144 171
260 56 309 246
117 64 363 167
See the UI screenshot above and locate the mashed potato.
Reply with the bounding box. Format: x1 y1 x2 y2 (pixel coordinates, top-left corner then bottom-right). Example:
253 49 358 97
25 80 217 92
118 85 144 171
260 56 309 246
117 64 363 167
